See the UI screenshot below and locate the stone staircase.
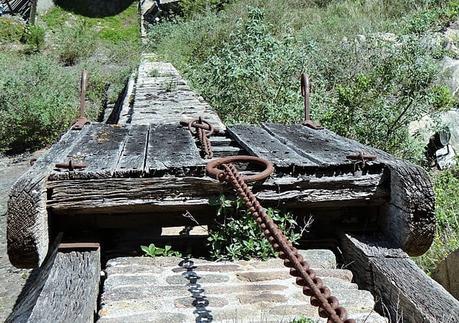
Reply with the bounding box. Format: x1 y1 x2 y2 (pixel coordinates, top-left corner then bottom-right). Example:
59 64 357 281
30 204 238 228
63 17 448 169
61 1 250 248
98 250 387 322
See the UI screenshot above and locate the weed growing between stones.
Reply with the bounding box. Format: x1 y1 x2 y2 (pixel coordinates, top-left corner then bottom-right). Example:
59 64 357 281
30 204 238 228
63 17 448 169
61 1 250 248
290 316 315 323
208 194 301 261
141 243 183 257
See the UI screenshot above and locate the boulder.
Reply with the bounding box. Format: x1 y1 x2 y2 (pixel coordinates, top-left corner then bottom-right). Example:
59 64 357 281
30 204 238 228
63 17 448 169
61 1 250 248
433 248 459 300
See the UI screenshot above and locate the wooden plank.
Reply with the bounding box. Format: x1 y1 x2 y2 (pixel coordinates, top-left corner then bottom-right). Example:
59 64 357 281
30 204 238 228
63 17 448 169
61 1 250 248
145 124 204 174
50 124 129 180
340 233 459 323
258 173 387 206
7 127 90 268
6 239 101 322
228 125 313 167
47 172 388 215
114 124 149 176
262 123 435 256
262 123 361 166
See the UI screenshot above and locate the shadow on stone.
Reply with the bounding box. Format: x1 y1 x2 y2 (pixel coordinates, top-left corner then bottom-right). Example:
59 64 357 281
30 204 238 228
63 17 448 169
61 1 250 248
53 0 135 18
179 258 213 322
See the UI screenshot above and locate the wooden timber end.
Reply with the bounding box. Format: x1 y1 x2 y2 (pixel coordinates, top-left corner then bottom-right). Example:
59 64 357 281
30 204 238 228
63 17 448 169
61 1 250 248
6 236 101 322
339 233 459 323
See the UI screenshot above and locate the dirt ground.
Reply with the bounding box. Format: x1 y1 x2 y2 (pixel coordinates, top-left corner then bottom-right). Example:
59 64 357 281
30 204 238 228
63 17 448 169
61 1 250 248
0 151 43 321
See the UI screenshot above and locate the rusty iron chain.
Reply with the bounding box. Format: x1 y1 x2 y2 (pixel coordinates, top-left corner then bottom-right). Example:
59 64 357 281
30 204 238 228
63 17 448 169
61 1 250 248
188 117 214 159
191 116 354 322
209 161 354 323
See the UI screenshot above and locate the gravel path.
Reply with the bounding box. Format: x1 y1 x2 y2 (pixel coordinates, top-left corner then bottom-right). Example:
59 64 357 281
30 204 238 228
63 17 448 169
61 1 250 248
0 152 42 321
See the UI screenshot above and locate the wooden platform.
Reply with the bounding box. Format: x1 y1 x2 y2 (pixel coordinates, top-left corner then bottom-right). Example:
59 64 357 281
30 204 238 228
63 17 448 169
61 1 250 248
7 120 434 268
5 57 455 323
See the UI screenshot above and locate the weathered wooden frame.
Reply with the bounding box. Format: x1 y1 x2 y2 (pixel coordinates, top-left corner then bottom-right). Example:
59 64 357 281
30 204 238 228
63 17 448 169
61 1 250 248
7 122 435 269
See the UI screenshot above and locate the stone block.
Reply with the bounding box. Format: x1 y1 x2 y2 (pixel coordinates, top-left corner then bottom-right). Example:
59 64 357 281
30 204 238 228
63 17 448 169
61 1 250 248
433 248 459 299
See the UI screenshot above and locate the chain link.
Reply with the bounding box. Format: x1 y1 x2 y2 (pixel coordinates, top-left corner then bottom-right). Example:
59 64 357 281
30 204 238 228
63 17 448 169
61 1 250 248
217 163 355 323
192 117 355 322
188 117 214 159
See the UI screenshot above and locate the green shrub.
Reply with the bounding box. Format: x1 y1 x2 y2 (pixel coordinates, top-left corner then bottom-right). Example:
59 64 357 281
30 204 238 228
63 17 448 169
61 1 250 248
307 34 454 161
0 16 26 44
208 195 301 260
0 54 78 152
141 244 182 257
149 1 457 162
415 165 459 274
57 21 96 65
24 25 46 52
180 0 230 16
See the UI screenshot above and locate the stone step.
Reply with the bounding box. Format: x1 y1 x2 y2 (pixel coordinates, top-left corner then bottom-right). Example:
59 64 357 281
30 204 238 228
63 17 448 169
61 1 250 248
98 252 387 322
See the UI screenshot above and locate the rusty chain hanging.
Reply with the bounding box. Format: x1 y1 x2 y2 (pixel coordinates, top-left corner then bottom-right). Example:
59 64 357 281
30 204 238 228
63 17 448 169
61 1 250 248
188 117 214 159
207 157 354 323
190 116 354 323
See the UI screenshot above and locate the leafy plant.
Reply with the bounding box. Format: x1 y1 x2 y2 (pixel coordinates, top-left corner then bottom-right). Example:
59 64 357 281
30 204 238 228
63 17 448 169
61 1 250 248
415 164 459 274
164 79 177 92
141 244 182 257
208 194 301 260
0 16 25 44
23 25 46 52
0 54 78 152
180 0 231 17
290 316 314 323
56 21 96 66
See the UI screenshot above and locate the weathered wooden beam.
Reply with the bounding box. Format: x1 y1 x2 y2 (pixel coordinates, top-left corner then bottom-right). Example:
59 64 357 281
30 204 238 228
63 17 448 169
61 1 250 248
46 173 388 215
339 233 459 323
256 123 435 256
7 127 90 268
6 239 101 323
50 124 130 180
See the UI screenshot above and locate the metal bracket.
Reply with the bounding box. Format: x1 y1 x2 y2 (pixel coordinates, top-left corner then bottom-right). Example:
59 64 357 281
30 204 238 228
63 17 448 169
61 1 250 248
72 70 90 130
55 159 87 171
346 152 377 172
72 116 90 130
301 73 323 130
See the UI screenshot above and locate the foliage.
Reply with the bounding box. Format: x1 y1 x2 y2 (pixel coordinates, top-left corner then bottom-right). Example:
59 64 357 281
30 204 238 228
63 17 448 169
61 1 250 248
141 244 182 257
309 34 454 161
415 164 459 274
0 16 25 44
23 25 46 52
194 8 303 124
0 3 140 153
180 0 230 17
290 316 314 323
149 1 457 162
208 194 301 260
56 21 96 65
0 54 78 152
